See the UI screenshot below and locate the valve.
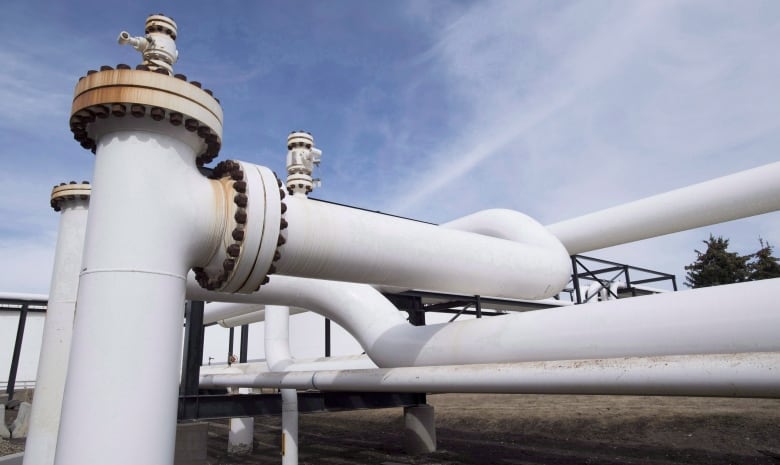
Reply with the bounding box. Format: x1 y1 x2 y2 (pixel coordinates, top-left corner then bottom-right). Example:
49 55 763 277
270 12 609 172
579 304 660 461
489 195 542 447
286 131 322 196
117 14 178 75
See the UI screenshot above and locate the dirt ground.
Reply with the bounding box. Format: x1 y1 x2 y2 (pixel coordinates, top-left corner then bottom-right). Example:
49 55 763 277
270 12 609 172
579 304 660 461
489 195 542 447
206 394 780 465
3 393 779 463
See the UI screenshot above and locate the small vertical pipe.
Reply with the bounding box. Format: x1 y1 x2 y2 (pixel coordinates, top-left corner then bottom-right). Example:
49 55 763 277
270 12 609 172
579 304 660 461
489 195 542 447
7 304 28 402
239 324 249 363
475 295 482 319
324 318 331 357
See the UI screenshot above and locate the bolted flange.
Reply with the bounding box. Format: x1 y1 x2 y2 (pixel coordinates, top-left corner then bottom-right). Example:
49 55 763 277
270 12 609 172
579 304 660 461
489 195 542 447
193 160 285 293
70 68 223 165
50 182 91 212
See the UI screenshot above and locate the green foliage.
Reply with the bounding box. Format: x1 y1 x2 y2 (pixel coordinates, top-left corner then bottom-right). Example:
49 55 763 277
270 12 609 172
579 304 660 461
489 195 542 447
684 235 749 288
749 238 780 281
685 235 780 288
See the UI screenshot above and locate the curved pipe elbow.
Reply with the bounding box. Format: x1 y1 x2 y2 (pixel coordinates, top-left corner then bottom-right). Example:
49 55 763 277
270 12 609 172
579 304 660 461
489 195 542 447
441 208 571 298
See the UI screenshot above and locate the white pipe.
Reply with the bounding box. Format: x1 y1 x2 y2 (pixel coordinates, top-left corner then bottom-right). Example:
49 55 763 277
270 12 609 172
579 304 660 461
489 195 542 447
277 197 571 300
0 292 49 302
189 276 780 367
200 355 377 376
265 306 298 464
547 162 780 254
217 306 307 328
204 302 265 325
201 352 780 398
55 118 221 465
24 185 89 465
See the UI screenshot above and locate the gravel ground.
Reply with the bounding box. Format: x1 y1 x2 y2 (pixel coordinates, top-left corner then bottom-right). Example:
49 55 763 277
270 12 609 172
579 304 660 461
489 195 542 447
4 393 780 463
206 393 780 465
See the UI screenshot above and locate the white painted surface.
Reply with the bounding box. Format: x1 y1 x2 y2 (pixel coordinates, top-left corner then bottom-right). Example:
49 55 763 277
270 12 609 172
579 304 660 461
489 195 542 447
24 197 88 465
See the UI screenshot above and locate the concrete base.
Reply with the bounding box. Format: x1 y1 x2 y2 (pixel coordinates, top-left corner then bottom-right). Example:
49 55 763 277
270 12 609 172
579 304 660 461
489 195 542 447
10 402 31 439
0 405 10 439
174 422 209 465
228 417 253 455
404 404 436 454
0 452 23 465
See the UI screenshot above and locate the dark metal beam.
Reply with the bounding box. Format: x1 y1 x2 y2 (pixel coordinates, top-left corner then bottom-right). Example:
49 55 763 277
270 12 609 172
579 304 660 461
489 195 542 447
180 301 205 397
7 305 28 401
324 318 331 357
177 392 427 421
239 324 249 363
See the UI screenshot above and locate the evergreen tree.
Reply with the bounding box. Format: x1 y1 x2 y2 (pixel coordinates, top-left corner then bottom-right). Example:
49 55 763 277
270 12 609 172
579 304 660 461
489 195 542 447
684 235 750 288
748 238 780 281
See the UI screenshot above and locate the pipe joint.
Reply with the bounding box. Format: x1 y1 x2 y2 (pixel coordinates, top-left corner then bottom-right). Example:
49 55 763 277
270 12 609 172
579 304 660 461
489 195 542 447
50 181 91 211
194 161 285 293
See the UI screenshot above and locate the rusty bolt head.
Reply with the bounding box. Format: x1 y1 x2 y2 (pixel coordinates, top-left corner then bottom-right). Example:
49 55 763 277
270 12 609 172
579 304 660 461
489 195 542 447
184 119 199 132
280 202 287 214
111 103 127 117
231 228 245 241
273 251 281 261
230 170 244 181
136 64 150 71
233 181 247 193
117 63 131 70
223 258 236 272
131 104 145 117
234 210 247 224
280 218 288 229
227 244 241 258
262 276 270 285
277 235 286 246
190 81 202 88
234 193 248 208
150 107 165 121
169 112 183 126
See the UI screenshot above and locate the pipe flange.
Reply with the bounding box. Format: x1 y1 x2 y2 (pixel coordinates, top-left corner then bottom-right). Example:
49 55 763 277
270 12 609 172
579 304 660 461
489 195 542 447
194 161 283 293
50 181 91 212
69 68 222 165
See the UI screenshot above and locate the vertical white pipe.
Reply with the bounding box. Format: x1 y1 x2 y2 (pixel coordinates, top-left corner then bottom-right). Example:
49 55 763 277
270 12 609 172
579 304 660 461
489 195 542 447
227 388 254 455
265 306 298 465
55 121 217 465
23 185 89 465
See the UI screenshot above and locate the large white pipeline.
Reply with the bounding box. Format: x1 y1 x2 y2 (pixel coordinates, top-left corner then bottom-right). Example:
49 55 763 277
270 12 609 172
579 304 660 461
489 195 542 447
547 161 780 254
50 13 780 465
201 352 780 398
189 274 780 367
23 184 89 465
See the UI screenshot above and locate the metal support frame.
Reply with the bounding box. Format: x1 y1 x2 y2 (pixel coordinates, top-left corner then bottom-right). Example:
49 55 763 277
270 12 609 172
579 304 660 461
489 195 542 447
324 318 331 357
227 326 234 366
239 324 249 363
178 392 427 421
7 304 29 401
569 255 677 304
180 300 205 397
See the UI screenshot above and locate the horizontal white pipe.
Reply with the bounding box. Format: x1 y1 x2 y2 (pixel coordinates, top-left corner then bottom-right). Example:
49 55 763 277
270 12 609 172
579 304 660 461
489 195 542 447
201 352 780 398
0 292 49 303
217 306 307 328
200 355 378 376
277 198 571 300
203 303 265 325
547 162 780 254
188 275 780 367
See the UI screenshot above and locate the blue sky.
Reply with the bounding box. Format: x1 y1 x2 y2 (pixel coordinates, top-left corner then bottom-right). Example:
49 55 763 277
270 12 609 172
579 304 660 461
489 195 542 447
1 0 779 297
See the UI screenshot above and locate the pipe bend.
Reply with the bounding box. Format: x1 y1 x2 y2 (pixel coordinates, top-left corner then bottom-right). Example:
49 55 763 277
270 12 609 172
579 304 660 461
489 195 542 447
441 208 572 297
